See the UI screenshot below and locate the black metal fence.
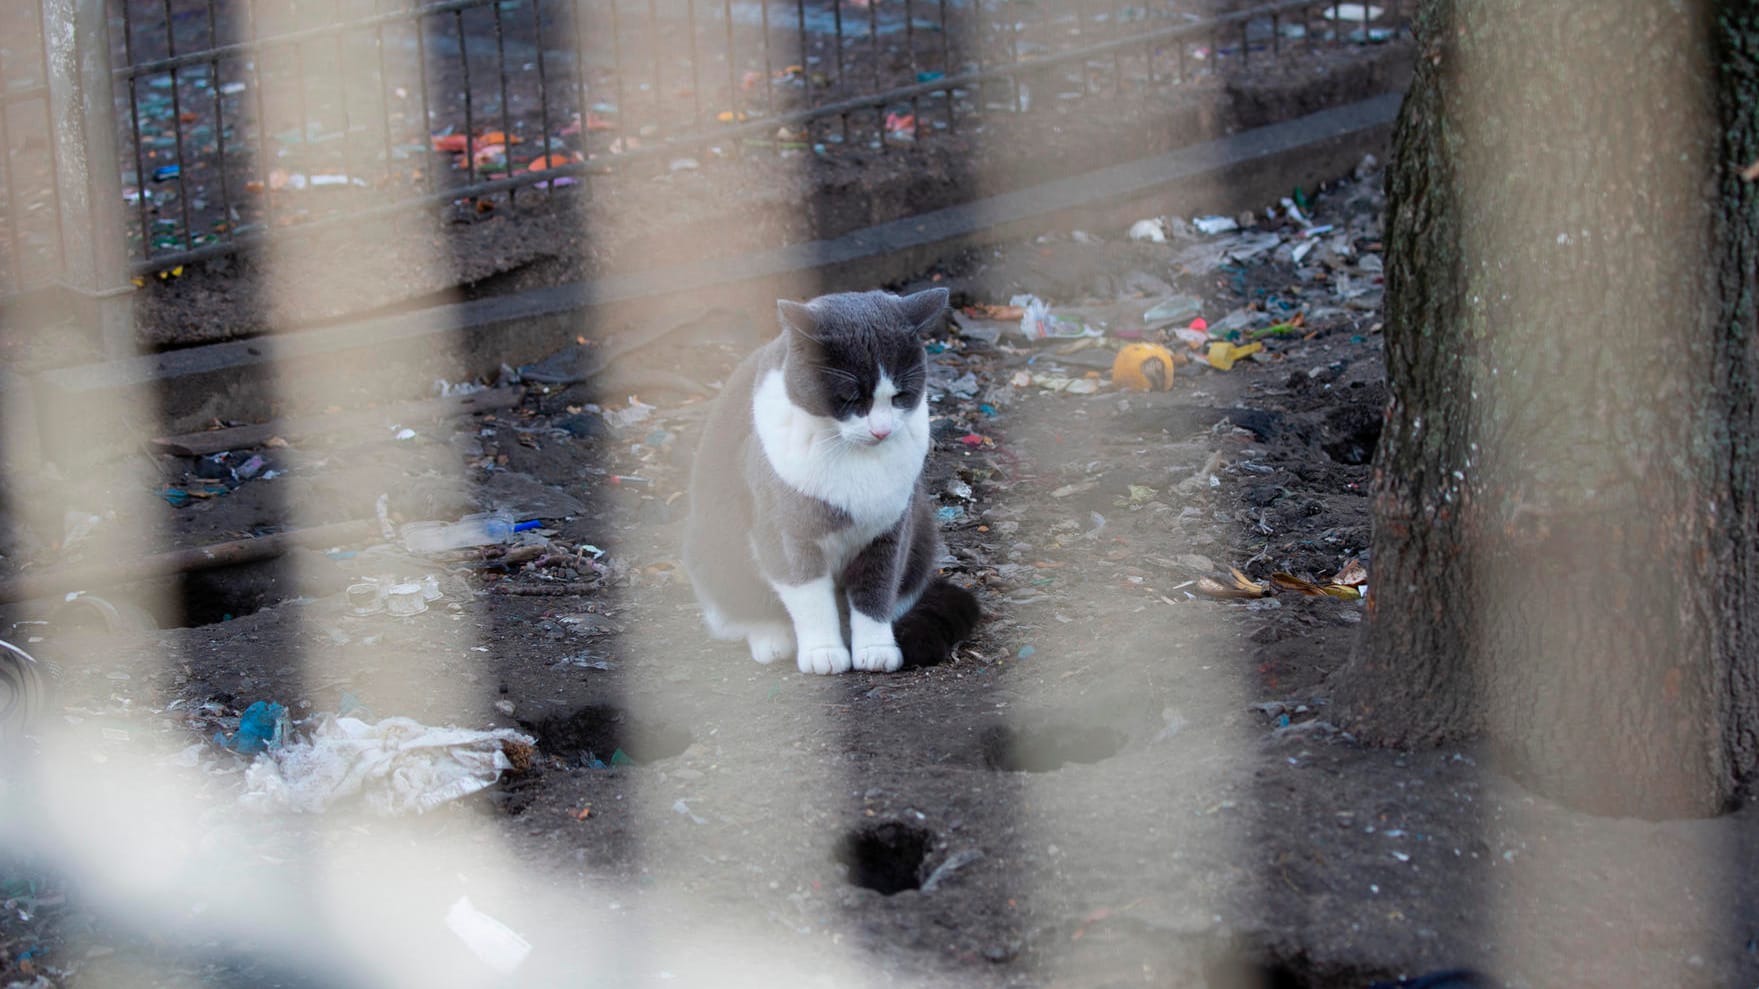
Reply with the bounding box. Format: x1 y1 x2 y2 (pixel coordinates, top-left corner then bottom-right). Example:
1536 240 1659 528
0 0 1402 315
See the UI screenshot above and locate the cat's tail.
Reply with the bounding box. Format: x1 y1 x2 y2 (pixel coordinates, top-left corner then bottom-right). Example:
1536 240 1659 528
897 579 981 669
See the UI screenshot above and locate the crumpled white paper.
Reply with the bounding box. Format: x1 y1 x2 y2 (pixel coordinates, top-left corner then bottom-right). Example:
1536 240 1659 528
241 715 534 816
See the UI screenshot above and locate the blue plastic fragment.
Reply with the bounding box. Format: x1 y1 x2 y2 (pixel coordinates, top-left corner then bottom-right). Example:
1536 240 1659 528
513 519 543 533
609 748 634 766
916 71 945 82
979 404 998 417
936 506 963 523
213 700 286 755
1016 645 1036 659
152 164 180 182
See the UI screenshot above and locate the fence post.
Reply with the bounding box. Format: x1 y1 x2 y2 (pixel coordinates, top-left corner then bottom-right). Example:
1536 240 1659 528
42 0 134 359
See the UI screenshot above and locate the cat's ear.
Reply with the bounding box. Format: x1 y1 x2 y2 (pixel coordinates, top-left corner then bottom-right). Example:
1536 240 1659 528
777 299 819 341
898 288 950 335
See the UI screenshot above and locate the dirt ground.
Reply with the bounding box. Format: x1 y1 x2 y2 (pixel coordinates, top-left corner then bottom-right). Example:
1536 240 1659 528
4 165 1757 989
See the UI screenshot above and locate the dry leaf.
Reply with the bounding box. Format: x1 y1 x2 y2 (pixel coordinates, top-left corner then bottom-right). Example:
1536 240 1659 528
1195 577 1263 599
1271 572 1327 596
1197 568 1268 599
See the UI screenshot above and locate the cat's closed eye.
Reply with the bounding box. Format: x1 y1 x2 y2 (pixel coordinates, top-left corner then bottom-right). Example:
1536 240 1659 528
891 391 917 408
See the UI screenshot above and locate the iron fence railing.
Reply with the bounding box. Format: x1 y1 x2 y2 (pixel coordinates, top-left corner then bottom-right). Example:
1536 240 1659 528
0 0 1404 325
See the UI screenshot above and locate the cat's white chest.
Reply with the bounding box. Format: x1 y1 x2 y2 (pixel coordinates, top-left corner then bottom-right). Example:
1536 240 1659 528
751 369 927 555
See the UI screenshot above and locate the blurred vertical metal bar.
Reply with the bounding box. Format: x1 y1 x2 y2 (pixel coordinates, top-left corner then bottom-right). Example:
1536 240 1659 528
414 1 437 196
832 0 844 84
610 0 629 141
330 0 359 209
833 0 847 142
456 8 476 186
207 0 230 248
1110 0 1121 95
1013 0 1027 111
1077 0 1091 96
571 0 595 200
685 0 701 123
531 0 552 186
247 0 276 228
43 0 133 357
758 0 772 119
905 0 919 140
795 0 808 147
161 0 195 250
118 0 153 260
724 0 739 154
646 0 661 127
491 0 515 203
0 40 26 290
374 21 395 189
869 0 881 148
940 0 953 130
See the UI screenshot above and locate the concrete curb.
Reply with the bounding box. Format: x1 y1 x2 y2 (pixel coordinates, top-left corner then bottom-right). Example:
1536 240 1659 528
32 92 1402 458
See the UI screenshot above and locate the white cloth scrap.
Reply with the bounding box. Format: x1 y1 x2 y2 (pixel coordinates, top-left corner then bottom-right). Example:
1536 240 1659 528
241 715 534 816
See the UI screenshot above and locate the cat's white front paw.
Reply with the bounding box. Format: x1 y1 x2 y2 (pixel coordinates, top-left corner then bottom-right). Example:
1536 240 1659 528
798 644 852 675
746 624 796 664
852 644 904 673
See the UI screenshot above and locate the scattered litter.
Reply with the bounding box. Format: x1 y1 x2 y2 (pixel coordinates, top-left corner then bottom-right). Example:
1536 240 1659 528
920 849 984 893
160 482 229 507
403 512 541 554
1012 295 1101 341
673 798 706 824
1111 343 1177 391
240 715 535 815
1127 218 1167 243
213 700 289 755
1142 296 1203 325
1205 341 1264 371
435 378 487 397
1333 558 1369 587
1321 3 1383 20
602 397 657 429
1193 215 1240 235
383 582 429 616
0 639 49 738
446 896 532 976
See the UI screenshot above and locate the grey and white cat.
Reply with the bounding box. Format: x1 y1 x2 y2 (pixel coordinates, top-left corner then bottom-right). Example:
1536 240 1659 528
683 288 980 674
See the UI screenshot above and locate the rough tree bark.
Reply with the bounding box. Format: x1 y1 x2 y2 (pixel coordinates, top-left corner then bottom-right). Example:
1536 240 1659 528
1331 0 1759 818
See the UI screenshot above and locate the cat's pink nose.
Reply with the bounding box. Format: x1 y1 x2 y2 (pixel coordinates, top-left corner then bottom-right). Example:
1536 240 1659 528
870 426 892 440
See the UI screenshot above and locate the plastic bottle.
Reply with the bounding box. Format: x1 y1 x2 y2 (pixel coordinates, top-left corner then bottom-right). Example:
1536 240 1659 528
401 512 539 553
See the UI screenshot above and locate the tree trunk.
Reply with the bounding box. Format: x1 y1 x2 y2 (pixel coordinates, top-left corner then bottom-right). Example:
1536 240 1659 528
1331 0 1759 819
